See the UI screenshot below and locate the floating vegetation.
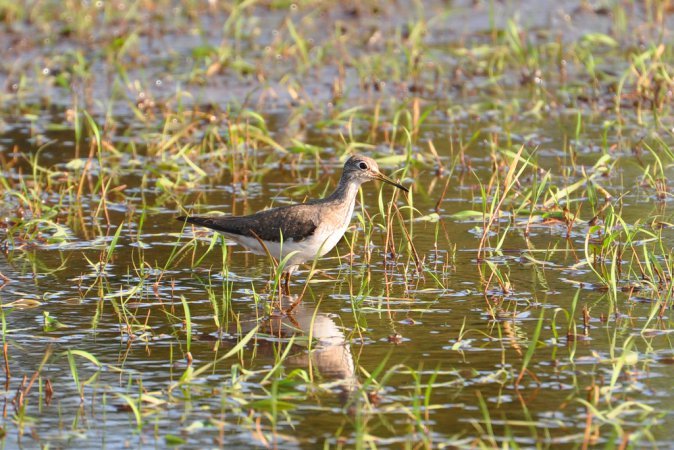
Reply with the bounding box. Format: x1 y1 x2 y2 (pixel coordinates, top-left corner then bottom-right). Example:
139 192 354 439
1 0 674 448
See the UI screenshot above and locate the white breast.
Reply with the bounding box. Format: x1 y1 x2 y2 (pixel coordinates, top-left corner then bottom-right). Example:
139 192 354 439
311 198 355 259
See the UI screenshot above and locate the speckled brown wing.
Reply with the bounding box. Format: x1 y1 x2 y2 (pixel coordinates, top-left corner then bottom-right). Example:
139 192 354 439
177 203 320 242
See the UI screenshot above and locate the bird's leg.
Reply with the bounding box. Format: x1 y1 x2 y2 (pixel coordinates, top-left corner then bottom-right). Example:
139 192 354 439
282 272 291 295
285 295 302 314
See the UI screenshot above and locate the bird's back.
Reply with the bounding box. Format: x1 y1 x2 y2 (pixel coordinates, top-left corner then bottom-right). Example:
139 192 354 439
179 202 323 243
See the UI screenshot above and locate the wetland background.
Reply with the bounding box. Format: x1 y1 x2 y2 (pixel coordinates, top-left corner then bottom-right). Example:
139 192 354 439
2 0 674 448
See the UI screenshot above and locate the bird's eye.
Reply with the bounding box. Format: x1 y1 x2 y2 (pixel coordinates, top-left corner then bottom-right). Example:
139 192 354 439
358 162 368 170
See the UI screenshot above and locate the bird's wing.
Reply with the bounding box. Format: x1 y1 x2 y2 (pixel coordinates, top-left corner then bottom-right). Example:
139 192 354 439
177 204 320 242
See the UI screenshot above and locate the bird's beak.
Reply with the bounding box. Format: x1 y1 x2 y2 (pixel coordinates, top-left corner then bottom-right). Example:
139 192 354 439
372 171 409 192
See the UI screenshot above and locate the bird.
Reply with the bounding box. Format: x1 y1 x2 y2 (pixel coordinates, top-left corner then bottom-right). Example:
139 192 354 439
177 154 408 294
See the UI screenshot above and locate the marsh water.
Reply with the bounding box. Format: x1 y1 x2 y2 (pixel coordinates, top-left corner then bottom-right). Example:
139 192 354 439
2 0 674 448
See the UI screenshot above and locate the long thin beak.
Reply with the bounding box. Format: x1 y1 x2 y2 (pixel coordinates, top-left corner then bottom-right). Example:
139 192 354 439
373 171 409 192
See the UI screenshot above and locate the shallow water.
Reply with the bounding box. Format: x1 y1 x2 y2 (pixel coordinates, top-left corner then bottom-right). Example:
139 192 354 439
2 1 674 448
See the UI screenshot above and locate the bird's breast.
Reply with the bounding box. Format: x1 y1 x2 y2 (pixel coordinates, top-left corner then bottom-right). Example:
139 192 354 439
312 199 356 257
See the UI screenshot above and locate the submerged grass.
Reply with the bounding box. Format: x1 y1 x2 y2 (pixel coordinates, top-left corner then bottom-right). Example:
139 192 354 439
1 0 674 448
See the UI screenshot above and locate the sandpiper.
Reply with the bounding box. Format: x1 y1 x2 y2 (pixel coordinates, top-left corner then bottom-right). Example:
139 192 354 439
177 155 408 293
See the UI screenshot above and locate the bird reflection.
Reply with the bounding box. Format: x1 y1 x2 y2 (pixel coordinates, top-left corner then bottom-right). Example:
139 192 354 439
262 295 358 395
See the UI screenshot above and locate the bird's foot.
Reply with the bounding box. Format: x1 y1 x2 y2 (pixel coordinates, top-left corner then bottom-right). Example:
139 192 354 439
283 295 303 315
269 293 302 316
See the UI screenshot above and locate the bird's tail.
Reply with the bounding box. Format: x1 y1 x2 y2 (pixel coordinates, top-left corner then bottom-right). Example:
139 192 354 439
176 215 204 225
176 215 232 233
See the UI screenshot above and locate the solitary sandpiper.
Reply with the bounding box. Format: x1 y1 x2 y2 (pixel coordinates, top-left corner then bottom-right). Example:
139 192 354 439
177 155 408 293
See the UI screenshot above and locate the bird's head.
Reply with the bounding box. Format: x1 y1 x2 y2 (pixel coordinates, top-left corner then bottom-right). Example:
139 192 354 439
343 155 408 192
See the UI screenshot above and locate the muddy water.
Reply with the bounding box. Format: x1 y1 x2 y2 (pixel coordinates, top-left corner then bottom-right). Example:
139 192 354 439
2 1 674 448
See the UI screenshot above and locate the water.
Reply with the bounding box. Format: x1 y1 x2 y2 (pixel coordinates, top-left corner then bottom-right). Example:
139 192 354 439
2 1 674 448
